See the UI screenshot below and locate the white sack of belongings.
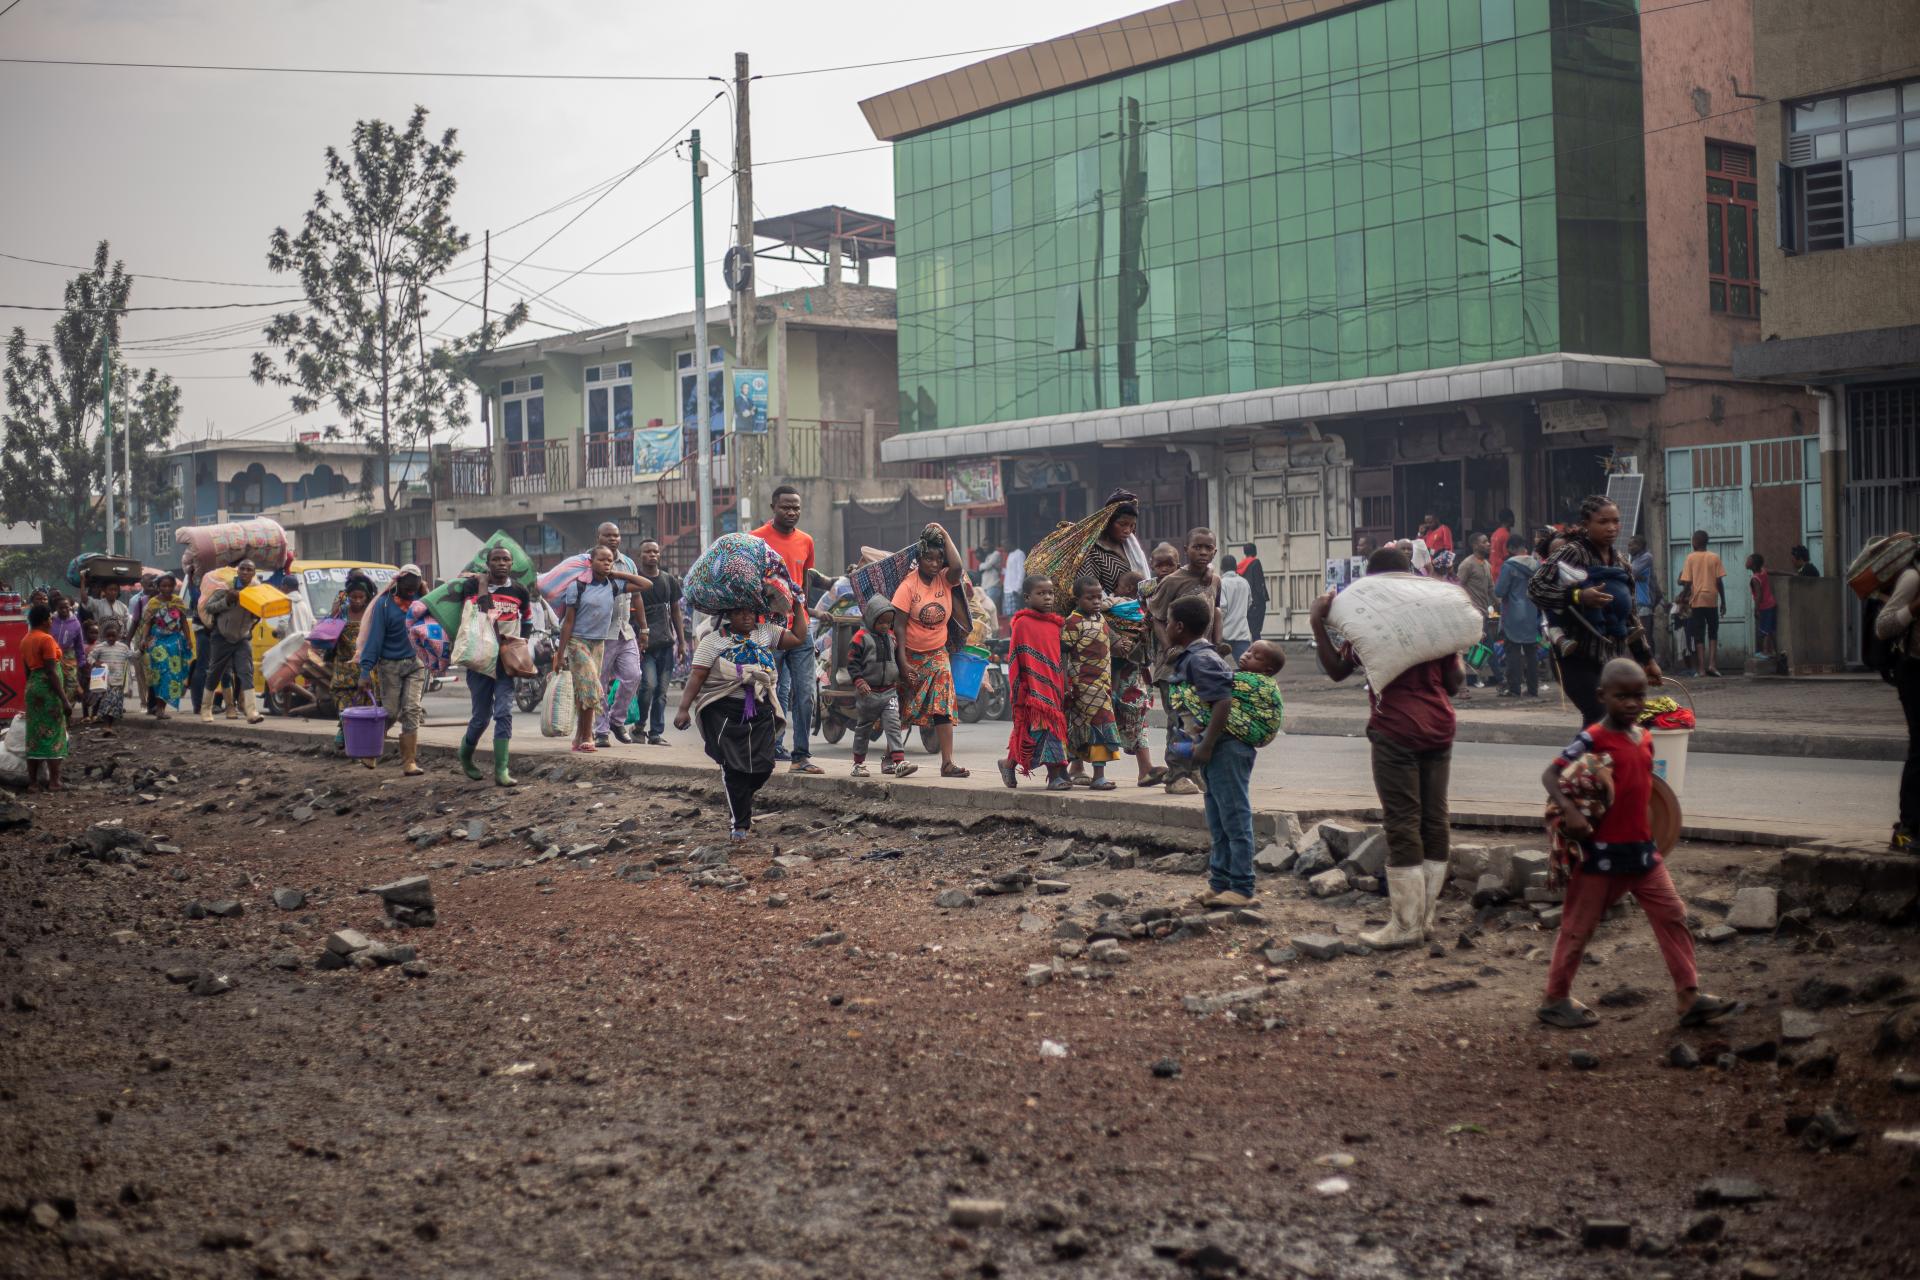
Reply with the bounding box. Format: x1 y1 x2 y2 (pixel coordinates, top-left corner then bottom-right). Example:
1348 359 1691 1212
1326 571 1482 693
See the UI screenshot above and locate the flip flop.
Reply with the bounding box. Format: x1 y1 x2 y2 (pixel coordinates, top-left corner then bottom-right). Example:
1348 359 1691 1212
1071 774 1095 788
1137 767 1169 788
1536 1000 1600 1029
996 760 1018 789
1678 994 1744 1027
940 764 971 778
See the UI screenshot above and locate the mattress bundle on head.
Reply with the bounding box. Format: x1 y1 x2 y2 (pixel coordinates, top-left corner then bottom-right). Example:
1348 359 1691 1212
176 518 295 573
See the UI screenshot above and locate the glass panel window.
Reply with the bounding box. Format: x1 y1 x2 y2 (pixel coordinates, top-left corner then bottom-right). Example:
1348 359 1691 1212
1849 122 1899 152
1850 153 1901 245
1794 98 1842 130
1847 87 1898 122
1786 79 1920 251
1706 142 1758 316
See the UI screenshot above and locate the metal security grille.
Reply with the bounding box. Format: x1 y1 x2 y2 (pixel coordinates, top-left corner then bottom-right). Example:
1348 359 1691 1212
1843 384 1920 660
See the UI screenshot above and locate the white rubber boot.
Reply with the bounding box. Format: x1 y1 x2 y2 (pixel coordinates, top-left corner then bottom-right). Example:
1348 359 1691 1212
1361 865 1429 951
1421 860 1449 938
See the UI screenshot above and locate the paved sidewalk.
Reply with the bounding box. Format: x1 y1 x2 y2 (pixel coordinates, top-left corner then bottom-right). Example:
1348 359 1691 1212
1270 664 1904 759
125 699 1898 849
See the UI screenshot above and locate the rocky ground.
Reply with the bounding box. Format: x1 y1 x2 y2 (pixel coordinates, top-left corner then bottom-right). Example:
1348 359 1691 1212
1 725 1917 1279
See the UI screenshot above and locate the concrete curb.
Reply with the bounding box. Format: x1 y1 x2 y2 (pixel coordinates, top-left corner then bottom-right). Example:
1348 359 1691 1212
1280 714 1905 762
152 718 1801 850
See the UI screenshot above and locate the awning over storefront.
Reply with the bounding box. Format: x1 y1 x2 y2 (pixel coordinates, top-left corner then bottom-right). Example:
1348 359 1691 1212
880 353 1666 463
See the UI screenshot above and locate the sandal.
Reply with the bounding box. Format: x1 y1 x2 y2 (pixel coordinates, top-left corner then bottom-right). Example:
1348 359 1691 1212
1137 767 1168 788
1071 774 1094 788
572 742 597 754
1089 778 1117 791
1678 994 1744 1027
940 763 970 778
1536 999 1600 1029
1046 776 1072 792
996 760 1017 789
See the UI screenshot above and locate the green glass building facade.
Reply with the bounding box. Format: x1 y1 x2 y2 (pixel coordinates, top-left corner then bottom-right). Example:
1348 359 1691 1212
892 0 1646 432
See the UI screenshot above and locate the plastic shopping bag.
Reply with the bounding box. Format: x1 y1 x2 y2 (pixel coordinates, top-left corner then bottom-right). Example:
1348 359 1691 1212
450 597 500 678
539 670 573 738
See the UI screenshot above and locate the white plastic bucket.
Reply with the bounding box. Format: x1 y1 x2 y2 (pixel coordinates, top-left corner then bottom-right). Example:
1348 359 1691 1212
1649 728 1692 799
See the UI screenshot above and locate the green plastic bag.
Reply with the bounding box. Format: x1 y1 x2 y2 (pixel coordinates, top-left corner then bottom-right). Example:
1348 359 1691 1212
423 532 537 636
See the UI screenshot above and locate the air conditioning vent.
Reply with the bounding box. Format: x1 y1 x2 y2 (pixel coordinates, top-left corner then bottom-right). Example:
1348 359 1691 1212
1787 134 1815 164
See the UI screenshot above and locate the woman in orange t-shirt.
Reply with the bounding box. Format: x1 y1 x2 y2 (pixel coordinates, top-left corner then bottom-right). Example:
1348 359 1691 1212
21 601 73 791
891 523 970 778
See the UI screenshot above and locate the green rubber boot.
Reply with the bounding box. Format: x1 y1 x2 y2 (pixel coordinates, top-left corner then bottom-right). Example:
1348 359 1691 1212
458 736 483 781
492 739 516 787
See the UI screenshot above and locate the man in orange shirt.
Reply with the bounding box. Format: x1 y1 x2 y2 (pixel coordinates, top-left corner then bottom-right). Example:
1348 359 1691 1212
753 484 823 773
1678 529 1727 678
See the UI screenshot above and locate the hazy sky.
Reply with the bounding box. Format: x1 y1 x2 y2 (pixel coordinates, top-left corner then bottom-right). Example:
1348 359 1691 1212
0 0 1122 446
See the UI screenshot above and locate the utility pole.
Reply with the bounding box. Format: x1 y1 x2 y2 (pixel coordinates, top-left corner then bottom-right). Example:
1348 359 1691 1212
101 333 113 556
692 128 713 550
480 229 491 449
734 51 756 366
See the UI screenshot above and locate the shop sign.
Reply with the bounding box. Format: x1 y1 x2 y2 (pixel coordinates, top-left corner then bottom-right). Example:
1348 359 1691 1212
1538 398 1611 436
944 459 1003 508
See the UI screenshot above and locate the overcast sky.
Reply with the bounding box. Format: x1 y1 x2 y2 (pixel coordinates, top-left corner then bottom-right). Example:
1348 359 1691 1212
0 0 1121 446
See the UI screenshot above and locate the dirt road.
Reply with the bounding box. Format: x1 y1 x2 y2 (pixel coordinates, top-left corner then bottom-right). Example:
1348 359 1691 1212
1 724 1916 1279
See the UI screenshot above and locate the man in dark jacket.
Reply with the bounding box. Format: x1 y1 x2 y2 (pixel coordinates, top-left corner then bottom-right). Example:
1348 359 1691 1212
846 595 916 779
1239 542 1269 639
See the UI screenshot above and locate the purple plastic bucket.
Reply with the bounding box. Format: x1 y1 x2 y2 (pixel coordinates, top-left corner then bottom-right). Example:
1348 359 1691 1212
340 704 388 758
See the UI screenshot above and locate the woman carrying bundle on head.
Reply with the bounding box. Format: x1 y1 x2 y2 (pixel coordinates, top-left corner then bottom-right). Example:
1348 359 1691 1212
674 584 807 840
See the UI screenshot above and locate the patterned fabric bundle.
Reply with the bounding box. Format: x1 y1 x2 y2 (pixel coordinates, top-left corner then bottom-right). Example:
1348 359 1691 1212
682 532 797 615
849 544 917 607
405 600 450 675
1168 671 1286 748
1026 501 1127 613
1543 749 1616 890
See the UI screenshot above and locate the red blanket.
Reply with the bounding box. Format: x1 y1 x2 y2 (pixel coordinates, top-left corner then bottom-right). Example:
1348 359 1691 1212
1006 608 1068 773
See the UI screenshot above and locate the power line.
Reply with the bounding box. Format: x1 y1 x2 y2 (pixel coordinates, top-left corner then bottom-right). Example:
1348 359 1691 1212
0 297 304 312
0 40 1034 85
0 250 288 289
0 1 25 19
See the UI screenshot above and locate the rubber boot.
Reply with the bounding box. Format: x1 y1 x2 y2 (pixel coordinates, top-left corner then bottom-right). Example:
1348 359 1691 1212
492 739 516 787
1360 865 1429 951
400 731 424 777
242 689 264 724
1421 860 1449 938
198 702 214 724
458 736 483 781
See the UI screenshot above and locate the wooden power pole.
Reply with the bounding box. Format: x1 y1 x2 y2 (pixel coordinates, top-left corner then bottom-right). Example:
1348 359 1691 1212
734 51 756 365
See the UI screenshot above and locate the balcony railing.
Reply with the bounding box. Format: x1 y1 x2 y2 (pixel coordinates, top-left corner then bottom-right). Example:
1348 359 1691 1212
581 433 636 489
448 447 491 497
504 439 570 495
448 418 935 505
781 418 936 480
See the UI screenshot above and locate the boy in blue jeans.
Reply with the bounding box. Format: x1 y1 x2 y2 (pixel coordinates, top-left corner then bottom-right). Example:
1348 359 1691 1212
1167 595 1260 909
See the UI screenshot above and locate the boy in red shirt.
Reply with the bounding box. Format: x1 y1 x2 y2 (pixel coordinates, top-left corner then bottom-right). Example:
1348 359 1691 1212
1538 658 1741 1029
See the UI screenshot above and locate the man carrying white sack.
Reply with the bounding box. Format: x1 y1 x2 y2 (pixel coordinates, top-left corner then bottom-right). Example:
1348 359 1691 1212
1308 544 1468 949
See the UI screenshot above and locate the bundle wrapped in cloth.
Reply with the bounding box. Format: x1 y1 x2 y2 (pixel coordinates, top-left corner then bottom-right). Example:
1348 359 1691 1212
682 532 798 615
1325 571 1483 692
1025 493 1146 613
176 517 296 573
424 532 537 634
